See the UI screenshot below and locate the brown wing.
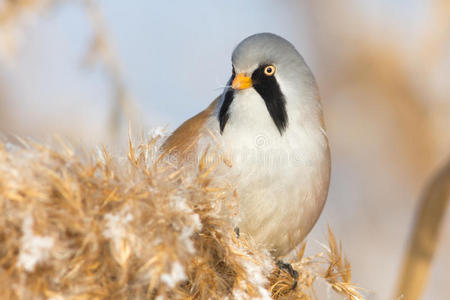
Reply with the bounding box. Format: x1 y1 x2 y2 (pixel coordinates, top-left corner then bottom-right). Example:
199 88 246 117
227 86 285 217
161 97 219 158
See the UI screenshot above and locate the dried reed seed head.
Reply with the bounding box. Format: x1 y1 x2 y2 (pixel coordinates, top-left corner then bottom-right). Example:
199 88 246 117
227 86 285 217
0 138 361 299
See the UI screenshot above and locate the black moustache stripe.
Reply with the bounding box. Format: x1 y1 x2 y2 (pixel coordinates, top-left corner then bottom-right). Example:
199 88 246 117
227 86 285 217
252 65 288 135
218 65 288 135
218 74 235 133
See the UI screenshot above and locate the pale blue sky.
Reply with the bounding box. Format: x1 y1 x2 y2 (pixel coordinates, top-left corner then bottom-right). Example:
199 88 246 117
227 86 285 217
3 0 428 135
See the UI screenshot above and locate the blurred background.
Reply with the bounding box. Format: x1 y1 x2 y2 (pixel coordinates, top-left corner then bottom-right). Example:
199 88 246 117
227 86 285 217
0 0 448 299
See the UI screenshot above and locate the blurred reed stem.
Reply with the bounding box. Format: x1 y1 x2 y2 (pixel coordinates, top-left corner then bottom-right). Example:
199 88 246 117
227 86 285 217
395 160 450 300
83 0 138 141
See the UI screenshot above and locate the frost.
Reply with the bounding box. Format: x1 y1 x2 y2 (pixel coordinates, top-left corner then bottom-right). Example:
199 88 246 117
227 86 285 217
169 194 202 254
243 258 273 299
255 287 272 300
103 210 133 242
190 213 202 231
233 247 273 300
149 126 166 139
170 195 202 230
95 146 106 164
233 285 271 300
161 261 186 288
103 209 134 265
179 226 196 254
233 282 256 300
17 215 54 272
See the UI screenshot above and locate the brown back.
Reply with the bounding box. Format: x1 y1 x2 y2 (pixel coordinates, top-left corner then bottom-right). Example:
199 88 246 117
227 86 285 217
161 98 219 160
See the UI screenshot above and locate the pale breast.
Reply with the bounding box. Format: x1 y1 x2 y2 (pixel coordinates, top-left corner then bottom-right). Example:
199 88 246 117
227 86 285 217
217 89 330 256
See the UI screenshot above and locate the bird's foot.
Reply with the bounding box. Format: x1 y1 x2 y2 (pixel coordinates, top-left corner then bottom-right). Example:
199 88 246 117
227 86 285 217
277 260 298 290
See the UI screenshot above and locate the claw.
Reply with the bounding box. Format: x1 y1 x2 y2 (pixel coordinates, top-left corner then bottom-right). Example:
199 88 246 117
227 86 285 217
277 260 298 289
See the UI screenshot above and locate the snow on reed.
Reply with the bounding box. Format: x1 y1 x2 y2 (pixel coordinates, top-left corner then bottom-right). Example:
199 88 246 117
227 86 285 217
0 136 361 299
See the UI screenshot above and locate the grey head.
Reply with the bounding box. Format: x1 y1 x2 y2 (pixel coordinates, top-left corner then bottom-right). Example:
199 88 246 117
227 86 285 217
232 33 301 72
219 33 318 135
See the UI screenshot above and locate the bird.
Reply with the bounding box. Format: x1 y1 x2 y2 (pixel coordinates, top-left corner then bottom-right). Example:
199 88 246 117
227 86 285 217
162 33 330 258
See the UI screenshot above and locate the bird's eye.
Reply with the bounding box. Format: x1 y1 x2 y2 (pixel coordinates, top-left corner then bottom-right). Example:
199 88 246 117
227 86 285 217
264 65 276 76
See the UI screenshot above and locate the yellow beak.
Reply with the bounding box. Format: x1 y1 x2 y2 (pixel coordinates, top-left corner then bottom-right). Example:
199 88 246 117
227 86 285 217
232 73 252 90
